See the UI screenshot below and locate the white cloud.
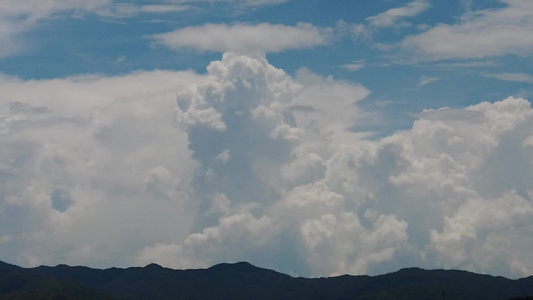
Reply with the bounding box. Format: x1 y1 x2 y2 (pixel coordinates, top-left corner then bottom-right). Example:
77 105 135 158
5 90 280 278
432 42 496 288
290 68 371 152
0 1 188 57
140 5 190 13
2 52 533 279
236 0 288 5
0 70 201 268
94 3 142 18
341 60 366 72
0 0 111 57
483 72 533 84
402 0 533 60
434 60 497 69
418 76 439 86
150 22 332 53
430 191 533 275
366 0 431 28
169 0 289 6
0 0 111 20
96 3 193 18
143 53 533 278
215 0 289 6
335 20 371 41
0 0 293 58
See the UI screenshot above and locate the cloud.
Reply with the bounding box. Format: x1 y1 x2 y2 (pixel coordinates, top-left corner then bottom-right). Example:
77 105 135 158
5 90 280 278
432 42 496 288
166 0 289 6
95 3 192 18
0 1 188 57
96 3 143 18
140 5 190 13
209 0 289 6
0 0 293 58
366 0 431 28
341 60 366 72
0 0 111 20
0 0 257 57
335 20 371 41
0 70 201 268
434 60 497 69
402 0 533 60
2 52 533 279
150 22 332 53
483 72 533 84
0 0 111 57
418 76 439 86
144 53 533 278
138 52 385 276
236 0 288 5
430 190 533 274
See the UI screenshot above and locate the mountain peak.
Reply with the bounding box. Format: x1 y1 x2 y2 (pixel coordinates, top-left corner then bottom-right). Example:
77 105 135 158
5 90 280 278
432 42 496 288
211 261 255 268
144 263 164 269
208 261 259 272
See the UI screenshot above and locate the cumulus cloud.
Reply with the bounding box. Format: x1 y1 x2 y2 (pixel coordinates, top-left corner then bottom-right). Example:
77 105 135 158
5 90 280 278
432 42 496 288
366 0 431 28
140 53 533 278
0 70 201 268
402 0 533 60
430 190 533 275
2 52 533 279
150 23 332 53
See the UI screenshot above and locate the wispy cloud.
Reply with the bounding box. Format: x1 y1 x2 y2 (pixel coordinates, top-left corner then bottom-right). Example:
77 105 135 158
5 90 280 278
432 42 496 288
434 60 497 69
0 0 111 57
96 3 192 18
150 22 332 53
141 5 191 13
402 0 533 60
189 0 289 6
366 0 431 28
418 76 439 86
0 0 287 58
229 0 289 6
341 60 365 72
483 72 533 84
162 0 289 8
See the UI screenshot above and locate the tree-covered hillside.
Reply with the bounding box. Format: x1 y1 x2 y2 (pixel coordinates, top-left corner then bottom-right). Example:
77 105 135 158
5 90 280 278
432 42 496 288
1 260 532 300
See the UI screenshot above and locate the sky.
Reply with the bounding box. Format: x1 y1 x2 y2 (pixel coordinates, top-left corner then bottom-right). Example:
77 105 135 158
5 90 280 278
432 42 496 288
0 0 532 279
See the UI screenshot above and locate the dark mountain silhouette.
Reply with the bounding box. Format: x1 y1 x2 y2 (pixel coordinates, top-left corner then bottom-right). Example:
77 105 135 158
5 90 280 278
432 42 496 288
1 259 532 300
0 260 117 299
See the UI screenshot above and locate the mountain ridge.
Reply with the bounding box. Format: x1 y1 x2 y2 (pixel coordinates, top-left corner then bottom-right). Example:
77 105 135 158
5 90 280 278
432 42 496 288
1 259 532 300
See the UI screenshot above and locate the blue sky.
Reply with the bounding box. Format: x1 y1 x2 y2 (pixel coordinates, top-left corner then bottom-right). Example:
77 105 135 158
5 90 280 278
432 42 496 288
1 0 533 278
2 0 532 134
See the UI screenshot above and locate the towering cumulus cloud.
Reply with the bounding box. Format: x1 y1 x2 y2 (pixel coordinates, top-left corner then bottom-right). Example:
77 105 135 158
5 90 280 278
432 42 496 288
138 52 533 278
139 52 402 275
1 51 532 278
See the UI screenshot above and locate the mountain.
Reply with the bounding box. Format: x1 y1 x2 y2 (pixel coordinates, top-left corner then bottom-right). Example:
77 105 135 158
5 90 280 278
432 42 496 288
1 260 532 300
0 260 117 299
